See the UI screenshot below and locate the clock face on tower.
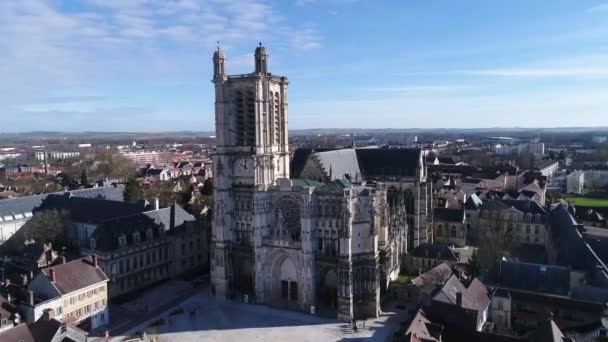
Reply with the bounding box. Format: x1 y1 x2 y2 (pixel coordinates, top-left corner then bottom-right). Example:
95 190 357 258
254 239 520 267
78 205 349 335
234 157 253 178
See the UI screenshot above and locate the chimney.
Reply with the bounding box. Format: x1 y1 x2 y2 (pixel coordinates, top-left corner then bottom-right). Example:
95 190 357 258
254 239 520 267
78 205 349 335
456 291 462 307
49 269 56 283
42 308 55 320
91 255 98 268
28 290 34 306
170 204 176 229
155 198 160 211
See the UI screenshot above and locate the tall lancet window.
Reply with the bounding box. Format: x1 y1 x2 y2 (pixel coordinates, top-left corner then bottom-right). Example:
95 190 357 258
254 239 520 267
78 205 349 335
246 90 256 146
269 91 275 145
274 92 280 144
235 90 245 145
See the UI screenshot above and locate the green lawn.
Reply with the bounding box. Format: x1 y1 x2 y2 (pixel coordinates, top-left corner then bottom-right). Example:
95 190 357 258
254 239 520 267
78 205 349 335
397 274 412 283
566 196 608 208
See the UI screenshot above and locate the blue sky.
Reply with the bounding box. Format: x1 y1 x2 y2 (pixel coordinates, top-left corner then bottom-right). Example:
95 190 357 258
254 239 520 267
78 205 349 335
1 0 608 132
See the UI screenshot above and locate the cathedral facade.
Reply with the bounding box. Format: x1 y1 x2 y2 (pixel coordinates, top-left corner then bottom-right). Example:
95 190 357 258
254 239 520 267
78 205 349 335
210 45 407 320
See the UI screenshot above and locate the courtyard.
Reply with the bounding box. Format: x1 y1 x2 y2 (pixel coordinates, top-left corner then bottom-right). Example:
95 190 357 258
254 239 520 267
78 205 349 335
110 284 409 342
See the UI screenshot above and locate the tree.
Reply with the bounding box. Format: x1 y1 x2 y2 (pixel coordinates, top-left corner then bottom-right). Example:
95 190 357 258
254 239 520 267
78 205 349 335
475 201 517 274
201 178 213 196
123 178 143 202
466 249 482 278
3 209 74 254
80 169 89 186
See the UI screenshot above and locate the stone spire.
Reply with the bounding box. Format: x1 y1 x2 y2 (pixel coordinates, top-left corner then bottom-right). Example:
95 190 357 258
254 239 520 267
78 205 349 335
213 42 226 78
254 42 268 75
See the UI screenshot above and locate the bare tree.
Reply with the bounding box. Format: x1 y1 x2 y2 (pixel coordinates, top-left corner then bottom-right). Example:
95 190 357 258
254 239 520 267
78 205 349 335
475 201 517 274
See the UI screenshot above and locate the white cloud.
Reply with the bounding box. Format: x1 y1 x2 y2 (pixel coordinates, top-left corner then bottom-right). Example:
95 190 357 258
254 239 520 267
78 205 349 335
0 0 321 130
473 67 608 78
588 2 608 12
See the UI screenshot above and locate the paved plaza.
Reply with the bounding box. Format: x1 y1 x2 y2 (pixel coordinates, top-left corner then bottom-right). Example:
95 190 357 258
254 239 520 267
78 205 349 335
116 285 408 341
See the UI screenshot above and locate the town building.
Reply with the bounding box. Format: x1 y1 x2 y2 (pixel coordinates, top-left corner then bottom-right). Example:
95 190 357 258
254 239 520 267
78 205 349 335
405 243 459 274
477 199 549 247
427 275 490 333
0 311 87 342
33 194 208 298
566 170 585 194
0 185 125 246
27 256 109 330
432 208 467 247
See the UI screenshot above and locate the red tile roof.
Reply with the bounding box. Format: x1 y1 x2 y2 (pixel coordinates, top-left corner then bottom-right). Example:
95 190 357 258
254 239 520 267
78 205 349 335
41 256 108 295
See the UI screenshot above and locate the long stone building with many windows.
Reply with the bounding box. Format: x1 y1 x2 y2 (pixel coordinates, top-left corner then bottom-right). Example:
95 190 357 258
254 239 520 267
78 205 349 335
210 45 411 320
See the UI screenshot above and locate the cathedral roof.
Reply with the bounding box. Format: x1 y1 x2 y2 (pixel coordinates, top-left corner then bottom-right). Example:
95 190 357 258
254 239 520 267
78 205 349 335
291 146 423 181
315 179 352 193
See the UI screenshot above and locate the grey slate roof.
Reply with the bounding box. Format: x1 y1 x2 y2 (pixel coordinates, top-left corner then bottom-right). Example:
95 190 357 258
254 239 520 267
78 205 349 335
144 204 196 231
291 179 324 188
315 149 361 181
498 260 571 296
315 179 352 193
291 147 422 180
464 193 483 210
0 185 125 222
410 243 458 261
36 193 148 224
433 208 465 222
91 213 162 252
355 147 422 179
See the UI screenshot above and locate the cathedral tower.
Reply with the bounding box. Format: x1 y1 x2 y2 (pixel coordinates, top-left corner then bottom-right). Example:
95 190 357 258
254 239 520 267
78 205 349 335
211 44 290 299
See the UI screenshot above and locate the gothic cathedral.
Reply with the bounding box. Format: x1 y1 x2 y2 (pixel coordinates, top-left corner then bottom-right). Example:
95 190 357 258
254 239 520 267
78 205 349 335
211 45 412 320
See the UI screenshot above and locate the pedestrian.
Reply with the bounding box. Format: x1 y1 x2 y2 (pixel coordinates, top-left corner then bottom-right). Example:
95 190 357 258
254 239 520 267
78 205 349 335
353 320 358 333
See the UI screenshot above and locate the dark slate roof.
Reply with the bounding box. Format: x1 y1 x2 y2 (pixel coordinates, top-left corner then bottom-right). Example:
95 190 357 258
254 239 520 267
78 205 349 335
465 194 483 210
498 260 571 296
575 208 604 223
0 185 125 220
433 208 464 222
290 148 333 178
410 243 458 261
36 194 148 224
438 157 457 165
315 179 352 193
482 199 547 216
40 256 108 295
91 214 162 252
145 169 163 176
528 319 568 342
144 204 196 231
549 204 605 272
291 179 324 188
28 318 65 342
492 288 511 299
355 147 421 179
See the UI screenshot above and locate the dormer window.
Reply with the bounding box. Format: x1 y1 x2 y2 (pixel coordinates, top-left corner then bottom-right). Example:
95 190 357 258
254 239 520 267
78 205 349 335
134 232 141 243
146 228 153 240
